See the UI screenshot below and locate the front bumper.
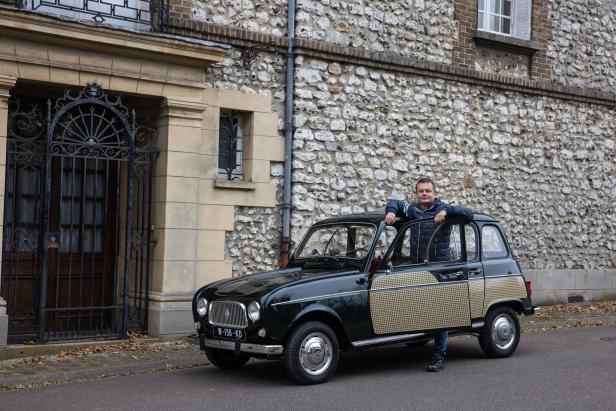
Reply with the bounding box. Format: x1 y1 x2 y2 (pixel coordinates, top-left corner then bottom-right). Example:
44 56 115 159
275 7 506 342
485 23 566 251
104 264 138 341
202 337 283 355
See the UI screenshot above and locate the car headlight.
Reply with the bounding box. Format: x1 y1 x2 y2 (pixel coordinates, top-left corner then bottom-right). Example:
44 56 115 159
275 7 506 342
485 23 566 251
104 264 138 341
196 297 208 317
247 301 261 322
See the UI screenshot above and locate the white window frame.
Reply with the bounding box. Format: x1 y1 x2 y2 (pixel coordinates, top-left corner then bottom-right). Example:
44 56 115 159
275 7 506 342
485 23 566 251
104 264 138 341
478 0 514 36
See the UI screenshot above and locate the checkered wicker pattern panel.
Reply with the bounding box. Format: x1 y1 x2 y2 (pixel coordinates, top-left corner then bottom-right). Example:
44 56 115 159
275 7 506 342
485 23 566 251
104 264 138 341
468 279 485 318
484 276 527 313
371 271 437 290
370 283 471 334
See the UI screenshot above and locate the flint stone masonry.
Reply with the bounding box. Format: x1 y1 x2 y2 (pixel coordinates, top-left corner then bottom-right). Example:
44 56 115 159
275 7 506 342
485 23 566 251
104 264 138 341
208 52 616 278
192 0 289 36
548 0 616 90
188 0 455 64
475 47 530 79
290 56 616 272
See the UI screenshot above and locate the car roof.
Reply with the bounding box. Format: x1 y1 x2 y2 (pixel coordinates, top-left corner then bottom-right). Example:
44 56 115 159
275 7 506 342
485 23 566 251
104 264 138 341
312 211 499 226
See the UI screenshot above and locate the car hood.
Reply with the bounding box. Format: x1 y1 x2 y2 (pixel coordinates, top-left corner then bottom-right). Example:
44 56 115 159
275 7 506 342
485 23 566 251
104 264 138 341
210 267 349 299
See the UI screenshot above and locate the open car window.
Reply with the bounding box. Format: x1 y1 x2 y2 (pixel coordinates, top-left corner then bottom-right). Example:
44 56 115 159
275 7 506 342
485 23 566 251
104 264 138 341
295 223 376 259
387 221 423 267
428 222 463 264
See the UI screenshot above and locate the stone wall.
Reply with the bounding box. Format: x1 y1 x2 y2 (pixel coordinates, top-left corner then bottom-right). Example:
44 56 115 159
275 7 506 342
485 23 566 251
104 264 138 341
187 0 456 64
548 0 616 89
291 56 616 271
191 0 289 35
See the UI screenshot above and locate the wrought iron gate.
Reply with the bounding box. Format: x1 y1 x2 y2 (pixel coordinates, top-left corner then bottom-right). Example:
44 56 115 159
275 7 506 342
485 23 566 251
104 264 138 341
0 83 156 343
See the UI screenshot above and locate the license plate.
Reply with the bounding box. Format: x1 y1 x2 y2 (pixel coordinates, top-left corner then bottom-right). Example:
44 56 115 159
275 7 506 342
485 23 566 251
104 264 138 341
214 327 244 340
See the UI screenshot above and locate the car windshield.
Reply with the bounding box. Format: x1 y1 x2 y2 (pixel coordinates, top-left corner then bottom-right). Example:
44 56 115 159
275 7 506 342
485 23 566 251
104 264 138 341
295 223 377 260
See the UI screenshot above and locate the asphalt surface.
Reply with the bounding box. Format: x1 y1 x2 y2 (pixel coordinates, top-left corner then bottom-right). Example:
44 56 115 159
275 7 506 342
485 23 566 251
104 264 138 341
1 324 615 411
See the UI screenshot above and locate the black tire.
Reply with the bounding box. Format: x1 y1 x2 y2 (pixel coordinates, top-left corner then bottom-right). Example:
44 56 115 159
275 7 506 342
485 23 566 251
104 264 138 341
204 347 250 369
283 321 339 385
479 306 521 358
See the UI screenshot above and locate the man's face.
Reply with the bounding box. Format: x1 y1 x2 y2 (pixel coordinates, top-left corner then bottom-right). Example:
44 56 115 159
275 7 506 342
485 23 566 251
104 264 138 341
416 182 436 208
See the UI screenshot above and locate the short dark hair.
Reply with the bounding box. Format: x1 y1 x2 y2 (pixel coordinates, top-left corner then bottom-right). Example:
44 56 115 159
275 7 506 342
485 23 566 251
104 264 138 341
415 177 436 192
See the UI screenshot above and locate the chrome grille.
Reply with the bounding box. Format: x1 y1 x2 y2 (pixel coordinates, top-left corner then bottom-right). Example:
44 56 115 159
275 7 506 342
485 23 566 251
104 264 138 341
209 301 248 328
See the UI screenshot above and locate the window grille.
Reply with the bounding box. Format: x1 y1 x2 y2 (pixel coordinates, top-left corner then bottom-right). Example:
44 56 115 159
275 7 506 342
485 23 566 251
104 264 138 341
218 111 244 181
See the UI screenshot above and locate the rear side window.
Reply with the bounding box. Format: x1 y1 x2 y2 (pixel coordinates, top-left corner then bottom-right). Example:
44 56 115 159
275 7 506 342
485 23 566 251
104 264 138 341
481 225 508 259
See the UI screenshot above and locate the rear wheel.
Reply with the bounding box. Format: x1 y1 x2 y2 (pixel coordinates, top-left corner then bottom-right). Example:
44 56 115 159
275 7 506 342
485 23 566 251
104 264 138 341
479 306 520 358
283 321 339 385
204 347 251 369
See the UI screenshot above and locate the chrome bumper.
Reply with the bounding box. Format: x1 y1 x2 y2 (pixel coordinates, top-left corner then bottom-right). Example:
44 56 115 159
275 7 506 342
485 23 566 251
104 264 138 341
203 337 283 355
533 307 541 315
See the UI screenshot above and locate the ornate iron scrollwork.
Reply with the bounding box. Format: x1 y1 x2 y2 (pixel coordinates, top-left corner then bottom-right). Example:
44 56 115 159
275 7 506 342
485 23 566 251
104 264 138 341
218 111 243 181
50 81 134 161
241 42 271 70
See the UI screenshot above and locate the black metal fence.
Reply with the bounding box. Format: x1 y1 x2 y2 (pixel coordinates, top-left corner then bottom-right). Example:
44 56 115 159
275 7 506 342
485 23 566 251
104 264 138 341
17 0 169 32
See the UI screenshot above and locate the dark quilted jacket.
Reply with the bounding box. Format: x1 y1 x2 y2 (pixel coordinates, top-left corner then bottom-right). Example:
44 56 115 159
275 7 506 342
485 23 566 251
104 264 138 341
385 198 473 263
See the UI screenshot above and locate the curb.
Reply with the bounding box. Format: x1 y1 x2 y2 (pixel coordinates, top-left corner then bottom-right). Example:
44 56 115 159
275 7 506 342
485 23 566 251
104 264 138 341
1 356 209 390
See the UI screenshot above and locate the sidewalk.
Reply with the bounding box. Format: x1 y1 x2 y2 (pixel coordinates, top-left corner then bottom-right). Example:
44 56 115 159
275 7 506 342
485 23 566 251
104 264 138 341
1 301 615 391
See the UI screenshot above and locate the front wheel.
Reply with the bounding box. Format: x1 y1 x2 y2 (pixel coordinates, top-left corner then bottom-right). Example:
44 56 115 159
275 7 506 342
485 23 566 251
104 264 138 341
204 347 250 369
479 306 520 358
283 321 339 385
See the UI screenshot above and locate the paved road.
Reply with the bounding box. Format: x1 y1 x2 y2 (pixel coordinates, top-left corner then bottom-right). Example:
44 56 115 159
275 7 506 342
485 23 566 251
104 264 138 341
2 325 616 411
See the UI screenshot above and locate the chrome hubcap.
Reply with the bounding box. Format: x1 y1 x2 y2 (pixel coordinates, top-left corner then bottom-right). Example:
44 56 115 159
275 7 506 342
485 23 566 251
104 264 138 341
299 332 333 376
491 314 516 350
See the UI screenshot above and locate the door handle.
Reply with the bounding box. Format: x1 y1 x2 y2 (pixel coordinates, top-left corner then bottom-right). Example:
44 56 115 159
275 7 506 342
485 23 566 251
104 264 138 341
468 269 482 276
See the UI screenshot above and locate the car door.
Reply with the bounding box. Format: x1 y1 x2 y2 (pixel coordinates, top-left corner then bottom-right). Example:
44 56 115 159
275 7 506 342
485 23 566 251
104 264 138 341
369 219 472 335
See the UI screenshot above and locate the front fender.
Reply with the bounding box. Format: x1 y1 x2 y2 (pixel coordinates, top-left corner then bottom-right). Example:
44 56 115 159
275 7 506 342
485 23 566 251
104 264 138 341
265 301 349 346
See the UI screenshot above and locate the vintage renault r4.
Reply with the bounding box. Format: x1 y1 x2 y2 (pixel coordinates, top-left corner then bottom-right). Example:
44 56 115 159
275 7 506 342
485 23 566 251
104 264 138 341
192 212 539 384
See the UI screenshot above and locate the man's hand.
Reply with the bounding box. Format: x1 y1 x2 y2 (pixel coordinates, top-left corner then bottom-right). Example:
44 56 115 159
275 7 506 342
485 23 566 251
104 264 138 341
435 210 447 224
385 212 396 225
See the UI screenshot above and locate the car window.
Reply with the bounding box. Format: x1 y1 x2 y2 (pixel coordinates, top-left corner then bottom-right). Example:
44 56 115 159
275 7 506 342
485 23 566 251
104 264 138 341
465 224 478 261
296 224 376 259
374 225 397 260
388 220 450 267
481 225 508 259
428 223 463 263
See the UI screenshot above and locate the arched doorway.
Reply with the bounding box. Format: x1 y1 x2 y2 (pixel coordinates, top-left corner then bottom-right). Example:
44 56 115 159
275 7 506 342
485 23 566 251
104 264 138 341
0 82 156 343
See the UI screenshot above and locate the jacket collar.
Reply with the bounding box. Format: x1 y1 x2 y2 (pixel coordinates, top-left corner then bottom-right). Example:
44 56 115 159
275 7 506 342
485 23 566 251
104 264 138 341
412 197 442 212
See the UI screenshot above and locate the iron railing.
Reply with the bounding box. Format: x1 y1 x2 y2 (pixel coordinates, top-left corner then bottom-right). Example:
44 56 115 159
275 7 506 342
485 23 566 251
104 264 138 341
16 0 169 32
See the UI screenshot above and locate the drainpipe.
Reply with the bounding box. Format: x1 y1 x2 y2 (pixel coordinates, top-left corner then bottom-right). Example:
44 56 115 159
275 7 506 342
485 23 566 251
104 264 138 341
280 0 296 268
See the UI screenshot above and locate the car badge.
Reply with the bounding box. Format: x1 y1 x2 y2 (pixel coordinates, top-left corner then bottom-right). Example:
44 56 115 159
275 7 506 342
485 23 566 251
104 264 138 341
224 308 230 320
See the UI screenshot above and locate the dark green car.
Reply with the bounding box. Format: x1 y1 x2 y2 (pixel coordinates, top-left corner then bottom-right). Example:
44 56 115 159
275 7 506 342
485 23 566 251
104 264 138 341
192 212 538 384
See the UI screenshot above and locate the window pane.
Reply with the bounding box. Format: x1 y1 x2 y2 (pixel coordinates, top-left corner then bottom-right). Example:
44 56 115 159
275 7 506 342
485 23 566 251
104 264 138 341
491 0 501 14
478 11 485 29
218 111 244 180
502 17 511 34
481 226 508 259
429 224 462 263
503 0 512 16
479 0 485 12
490 14 500 32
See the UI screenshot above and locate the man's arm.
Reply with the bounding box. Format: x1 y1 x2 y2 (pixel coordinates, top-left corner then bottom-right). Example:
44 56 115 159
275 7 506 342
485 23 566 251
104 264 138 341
439 204 474 223
384 199 414 224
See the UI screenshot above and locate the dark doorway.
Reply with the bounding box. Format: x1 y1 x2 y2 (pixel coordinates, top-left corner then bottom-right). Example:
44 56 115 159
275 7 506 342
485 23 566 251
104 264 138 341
1 82 157 343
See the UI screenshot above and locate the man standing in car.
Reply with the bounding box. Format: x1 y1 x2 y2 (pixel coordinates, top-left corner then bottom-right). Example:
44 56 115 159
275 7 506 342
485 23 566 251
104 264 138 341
384 177 473 372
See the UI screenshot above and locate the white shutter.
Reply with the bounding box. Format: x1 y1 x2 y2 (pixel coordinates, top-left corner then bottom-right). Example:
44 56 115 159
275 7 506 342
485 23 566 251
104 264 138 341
513 0 532 40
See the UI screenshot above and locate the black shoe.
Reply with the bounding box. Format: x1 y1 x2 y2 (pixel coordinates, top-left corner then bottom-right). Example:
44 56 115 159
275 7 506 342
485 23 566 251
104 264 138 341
426 353 445 372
